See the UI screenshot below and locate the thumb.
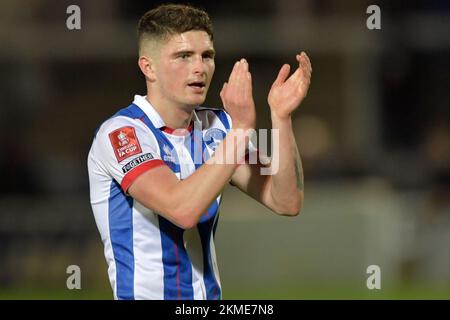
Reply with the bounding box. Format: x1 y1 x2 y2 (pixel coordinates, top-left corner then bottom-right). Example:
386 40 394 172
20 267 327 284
271 64 290 88
220 82 228 108
220 82 227 99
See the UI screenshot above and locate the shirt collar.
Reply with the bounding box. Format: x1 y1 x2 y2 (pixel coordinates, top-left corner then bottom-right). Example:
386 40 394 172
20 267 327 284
132 95 165 128
132 95 201 133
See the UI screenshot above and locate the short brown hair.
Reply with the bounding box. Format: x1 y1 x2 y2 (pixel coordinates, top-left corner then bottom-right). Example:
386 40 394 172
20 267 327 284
138 4 213 51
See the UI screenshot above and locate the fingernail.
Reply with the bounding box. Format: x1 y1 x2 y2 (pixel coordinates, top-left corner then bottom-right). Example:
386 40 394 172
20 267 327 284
241 58 246 64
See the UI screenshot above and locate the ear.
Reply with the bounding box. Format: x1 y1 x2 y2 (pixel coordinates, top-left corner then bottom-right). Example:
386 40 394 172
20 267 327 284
138 55 156 82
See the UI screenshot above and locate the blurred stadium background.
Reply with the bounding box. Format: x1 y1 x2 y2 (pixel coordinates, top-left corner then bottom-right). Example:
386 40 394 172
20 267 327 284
0 0 449 299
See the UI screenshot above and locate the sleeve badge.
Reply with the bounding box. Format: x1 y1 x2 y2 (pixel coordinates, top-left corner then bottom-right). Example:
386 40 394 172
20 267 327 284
109 126 143 162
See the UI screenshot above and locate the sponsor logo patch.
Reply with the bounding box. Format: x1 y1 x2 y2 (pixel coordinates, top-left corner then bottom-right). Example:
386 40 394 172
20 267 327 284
204 127 226 150
122 153 154 174
109 126 142 162
162 144 176 163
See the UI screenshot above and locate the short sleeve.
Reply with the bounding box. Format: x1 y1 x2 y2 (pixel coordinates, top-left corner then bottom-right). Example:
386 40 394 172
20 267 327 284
94 116 165 192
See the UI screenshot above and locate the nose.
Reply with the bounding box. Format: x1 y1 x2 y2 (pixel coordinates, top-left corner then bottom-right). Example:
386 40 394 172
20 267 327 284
192 55 207 75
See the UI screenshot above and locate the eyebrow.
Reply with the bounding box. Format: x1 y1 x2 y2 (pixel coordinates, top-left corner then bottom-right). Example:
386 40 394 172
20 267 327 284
203 49 216 57
172 49 216 57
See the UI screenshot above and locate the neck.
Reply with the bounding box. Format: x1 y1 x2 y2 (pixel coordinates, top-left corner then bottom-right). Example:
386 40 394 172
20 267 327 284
146 93 194 130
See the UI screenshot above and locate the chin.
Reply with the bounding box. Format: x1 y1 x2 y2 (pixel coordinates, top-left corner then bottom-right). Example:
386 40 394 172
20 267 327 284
187 95 206 106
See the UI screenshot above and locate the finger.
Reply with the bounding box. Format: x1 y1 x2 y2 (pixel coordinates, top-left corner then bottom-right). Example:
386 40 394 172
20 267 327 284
240 59 251 93
299 78 310 97
297 52 312 76
300 56 310 80
241 58 248 71
298 53 306 67
220 82 228 101
244 71 253 101
228 60 240 84
230 59 246 91
272 64 291 88
234 59 249 98
296 52 307 65
220 82 227 94
301 54 310 72
303 53 312 73
289 63 304 85
299 67 311 91
235 58 247 83
241 59 250 85
292 53 310 83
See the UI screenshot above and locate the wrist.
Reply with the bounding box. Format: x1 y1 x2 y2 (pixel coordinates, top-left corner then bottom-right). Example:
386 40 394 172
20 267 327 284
232 121 256 131
270 111 292 124
206 129 250 166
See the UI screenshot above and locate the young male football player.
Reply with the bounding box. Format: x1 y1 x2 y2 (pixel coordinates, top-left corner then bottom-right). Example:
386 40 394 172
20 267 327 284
88 3 311 300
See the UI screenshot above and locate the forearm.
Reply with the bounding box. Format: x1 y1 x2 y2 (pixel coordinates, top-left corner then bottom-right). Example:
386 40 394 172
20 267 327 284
131 57 257 228
171 129 249 226
268 113 304 215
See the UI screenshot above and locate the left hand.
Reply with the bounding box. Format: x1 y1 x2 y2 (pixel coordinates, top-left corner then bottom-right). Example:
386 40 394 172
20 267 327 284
220 59 256 130
268 52 312 120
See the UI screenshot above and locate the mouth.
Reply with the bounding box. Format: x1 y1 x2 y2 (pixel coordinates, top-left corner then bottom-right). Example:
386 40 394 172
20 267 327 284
187 81 206 90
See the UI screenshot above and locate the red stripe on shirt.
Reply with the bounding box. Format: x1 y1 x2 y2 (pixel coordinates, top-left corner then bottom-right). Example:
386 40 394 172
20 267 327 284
161 123 193 135
172 227 181 300
121 159 165 192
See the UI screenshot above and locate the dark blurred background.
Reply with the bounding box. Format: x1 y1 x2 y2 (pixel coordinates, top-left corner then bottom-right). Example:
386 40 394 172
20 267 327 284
0 0 449 299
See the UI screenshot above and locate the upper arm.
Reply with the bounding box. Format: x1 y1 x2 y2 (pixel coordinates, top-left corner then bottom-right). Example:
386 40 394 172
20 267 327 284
94 116 195 228
95 116 165 192
127 164 184 224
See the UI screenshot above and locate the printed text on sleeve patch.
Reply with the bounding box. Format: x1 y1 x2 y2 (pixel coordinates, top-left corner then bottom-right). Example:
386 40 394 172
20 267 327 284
109 126 142 162
122 153 155 173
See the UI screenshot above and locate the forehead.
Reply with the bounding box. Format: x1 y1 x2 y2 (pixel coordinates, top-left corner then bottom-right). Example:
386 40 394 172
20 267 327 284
161 30 214 53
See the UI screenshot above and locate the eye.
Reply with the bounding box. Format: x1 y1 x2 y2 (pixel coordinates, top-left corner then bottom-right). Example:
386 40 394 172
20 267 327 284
202 53 214 60
179 53 190 59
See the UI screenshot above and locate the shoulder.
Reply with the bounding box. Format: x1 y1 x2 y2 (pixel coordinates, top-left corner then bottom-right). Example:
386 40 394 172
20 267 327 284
96 115 149 139
92 110 159 157
94 103 149 137
195 106 232 130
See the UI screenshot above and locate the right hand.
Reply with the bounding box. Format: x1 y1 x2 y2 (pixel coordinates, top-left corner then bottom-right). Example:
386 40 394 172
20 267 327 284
220 59 256 130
